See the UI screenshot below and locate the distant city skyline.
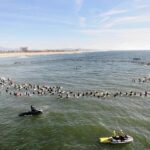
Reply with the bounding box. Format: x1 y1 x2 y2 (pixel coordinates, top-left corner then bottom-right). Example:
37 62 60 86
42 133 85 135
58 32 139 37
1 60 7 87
0 0 150 50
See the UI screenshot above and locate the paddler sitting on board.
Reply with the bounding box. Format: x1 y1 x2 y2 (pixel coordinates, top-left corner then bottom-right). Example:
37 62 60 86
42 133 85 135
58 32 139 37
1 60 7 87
112 130 127 141
112 130 120 140
113 130 117 137
31 105 37 112
118 130 127 141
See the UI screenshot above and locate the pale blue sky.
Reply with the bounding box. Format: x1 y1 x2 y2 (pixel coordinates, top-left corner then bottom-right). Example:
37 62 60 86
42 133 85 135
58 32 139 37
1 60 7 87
0 0 150 50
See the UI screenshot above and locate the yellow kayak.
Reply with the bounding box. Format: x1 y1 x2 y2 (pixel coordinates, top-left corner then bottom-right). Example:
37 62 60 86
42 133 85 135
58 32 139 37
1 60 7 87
99 135 133 144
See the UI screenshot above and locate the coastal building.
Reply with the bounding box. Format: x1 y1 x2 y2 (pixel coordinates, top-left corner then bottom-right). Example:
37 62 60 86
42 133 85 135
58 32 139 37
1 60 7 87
20 47 28 52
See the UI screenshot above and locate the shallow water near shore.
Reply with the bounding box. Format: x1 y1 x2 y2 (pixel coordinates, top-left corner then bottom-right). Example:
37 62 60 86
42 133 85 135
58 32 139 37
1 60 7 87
0 51 150 150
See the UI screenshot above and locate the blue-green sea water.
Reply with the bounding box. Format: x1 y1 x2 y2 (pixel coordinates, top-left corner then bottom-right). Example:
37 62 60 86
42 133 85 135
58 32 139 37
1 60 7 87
0 51 150 150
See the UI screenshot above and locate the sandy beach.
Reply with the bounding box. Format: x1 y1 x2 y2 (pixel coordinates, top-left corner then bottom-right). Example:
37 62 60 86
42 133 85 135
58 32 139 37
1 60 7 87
0 50 81 58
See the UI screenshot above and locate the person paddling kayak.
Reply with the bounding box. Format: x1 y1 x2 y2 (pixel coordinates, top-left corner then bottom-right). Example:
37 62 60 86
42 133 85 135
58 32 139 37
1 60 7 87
112 130 120 140
100 130 133 144
113 130 117 137
118 130 128 141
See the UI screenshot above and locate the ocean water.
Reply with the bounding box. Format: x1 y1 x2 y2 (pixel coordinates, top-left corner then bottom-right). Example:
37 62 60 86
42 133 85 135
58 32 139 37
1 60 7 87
0 51 150 150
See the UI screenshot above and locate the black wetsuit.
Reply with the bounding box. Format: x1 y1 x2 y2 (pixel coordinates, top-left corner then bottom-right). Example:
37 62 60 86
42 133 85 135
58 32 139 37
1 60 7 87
31 105 37 112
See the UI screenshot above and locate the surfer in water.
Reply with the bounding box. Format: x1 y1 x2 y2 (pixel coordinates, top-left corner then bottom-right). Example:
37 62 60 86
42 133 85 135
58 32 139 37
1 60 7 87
31 105 37 112
19 106 43 116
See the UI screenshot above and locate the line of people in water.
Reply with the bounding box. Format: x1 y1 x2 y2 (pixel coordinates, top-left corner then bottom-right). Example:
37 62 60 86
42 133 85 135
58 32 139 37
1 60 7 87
132 75 150 83
0 77 150 100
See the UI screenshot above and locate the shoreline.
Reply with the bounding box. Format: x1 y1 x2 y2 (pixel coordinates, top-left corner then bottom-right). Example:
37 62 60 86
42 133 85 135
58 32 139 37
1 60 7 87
0 50 149 58
0 50 81 58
